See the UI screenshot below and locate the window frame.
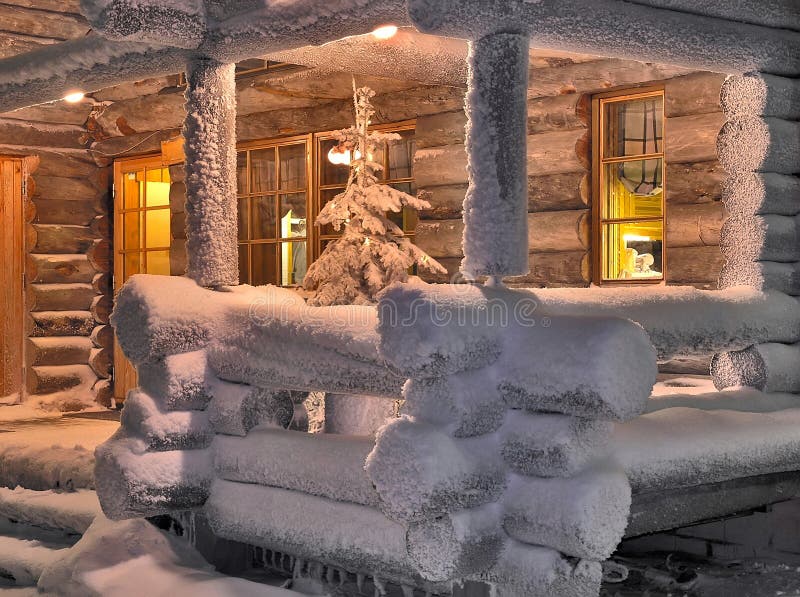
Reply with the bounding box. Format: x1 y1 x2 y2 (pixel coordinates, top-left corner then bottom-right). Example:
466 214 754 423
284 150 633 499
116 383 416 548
591 86 667 285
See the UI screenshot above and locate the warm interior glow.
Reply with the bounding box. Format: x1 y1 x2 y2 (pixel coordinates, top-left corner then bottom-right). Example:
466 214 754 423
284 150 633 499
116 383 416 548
63 91 85 103
327 146 362 166
371 25 398 40
623 234 652 242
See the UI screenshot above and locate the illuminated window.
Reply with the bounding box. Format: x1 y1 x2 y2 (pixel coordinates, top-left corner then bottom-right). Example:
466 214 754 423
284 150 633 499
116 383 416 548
236 122 417 287
593 90 665 283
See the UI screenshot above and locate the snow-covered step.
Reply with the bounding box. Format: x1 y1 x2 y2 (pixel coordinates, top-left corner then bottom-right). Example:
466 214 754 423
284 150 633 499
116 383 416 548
0 535 67 586
0 488 101 535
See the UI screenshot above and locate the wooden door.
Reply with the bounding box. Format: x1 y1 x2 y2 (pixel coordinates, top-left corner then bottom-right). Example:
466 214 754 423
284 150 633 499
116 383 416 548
0 159 24 401
113 156 174 403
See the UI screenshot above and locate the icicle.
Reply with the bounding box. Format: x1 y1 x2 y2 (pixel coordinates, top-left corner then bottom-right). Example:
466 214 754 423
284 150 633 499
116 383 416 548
271 550 278 569
401 584 414 597
356 573 365 593
326 565 336 584
374 575 387 597
337 568 347 586
292 557 301 578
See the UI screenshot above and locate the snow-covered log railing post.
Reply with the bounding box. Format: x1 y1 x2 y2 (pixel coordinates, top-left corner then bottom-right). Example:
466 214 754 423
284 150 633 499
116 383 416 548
714 72 800 392
461 32 530 278
183 56 239 288
371 283 657 596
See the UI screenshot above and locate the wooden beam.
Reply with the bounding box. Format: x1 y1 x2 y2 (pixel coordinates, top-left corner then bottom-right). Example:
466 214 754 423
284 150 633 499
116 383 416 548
0 4 89 41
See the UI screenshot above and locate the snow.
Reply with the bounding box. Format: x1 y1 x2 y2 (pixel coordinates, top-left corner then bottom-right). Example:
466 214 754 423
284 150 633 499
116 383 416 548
214 427 379 507
0 487 101 535
121 389 212 450
183 58 239 288
721 214 799 262
720 72 800 120
501 412 613 478
323 393 396 436
717 117 800 175
37 515 302 596
365 417 506 522
137 350 212 411
207 380 294 437
648 378 800 413
711 343 800 392
94 432 212 519
502 465 632 561
0 535 66 586
461 32 530 278
613 407 800 493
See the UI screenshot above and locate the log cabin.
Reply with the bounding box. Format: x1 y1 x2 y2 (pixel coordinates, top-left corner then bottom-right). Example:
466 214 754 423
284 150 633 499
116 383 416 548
0 0 797 595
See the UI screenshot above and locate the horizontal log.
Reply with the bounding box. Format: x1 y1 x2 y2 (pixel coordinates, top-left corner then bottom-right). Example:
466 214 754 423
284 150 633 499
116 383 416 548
89 129 181 164
121 390 212 451
526 58 691 100
92 76 176 103
527 94 584 134
723 172 800 217
88 239 111 273
415 110 466 149
666 245 724 286
721 73 800 120
33 199 101 226
2 102 92 126
27 364 95 395
92 272 111 294
719 260 800 295
666 112 726 164
414 145 467 187
31 224 96 254
89 347 112 379
26 337 93 367
529 172 589 212
27 283 96 312
720 215 799 262
506 251 590 287
417 184 466 220
663 72 726 118
0 118 86 149
712 343 800 393
0 4 89 41
91 294 113 325
90 215 111 238
717 117 800 175
27 311 94 338
91 324 114 350
0 146 96 178
415 218 465 258
27 254 94 284
93 378 113 408
665 201 725 248
666 161 724 204
94 92 185 136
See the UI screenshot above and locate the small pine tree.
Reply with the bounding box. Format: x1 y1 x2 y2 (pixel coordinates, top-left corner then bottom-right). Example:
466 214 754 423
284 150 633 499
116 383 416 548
303 84 445 306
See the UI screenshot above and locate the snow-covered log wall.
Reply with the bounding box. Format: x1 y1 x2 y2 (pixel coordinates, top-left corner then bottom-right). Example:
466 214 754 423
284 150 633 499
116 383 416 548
714 71 800 393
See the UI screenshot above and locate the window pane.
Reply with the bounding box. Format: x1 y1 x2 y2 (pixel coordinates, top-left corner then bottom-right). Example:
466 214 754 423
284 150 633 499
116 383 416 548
145 181 171 207
251 148 276 193
604 96 663 158
251 243 278 286
320 139 350 186
238 196 249 241
371 144 386 178
145 168 166 183
238 244 249 284
281 241 307 286
602 159 663 220
145 208 171 248
387 133 414 180
123 173 142 209
279 193 307 239
124 211 143 250
237 151 248 195
602 221 663 281
251 195 276 240
124 252 142 279
146 250 171 276
319 188 345 236
279 143 306 191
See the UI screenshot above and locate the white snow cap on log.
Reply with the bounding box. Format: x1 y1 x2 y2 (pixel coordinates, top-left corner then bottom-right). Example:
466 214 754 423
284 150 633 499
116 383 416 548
720 73 800 120
483 540 602 597
722 172 800 218
503 466 632 561
717 117 800 175
366 417 506 522
719 260 800 296
406 0 800 76
206 379 293 436
720 215 800 263
80 0 207 48
204 479 439 590
94 432 212 519
712 343 800 393
121 388 212 451
379 282 656 420
501 412 613 478
137 349 213 411
214 427 380 508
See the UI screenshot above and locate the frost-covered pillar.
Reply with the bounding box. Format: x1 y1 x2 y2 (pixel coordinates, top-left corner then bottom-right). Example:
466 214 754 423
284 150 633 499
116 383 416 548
184 57 239 288
461 32 530 278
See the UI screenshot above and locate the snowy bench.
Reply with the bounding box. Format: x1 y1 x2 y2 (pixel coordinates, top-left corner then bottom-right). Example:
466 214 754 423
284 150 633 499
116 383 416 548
98 275 800 595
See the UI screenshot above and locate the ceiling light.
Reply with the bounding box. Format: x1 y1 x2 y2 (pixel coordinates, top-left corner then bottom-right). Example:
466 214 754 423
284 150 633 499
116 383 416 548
63 91 85 103
371 25 398 40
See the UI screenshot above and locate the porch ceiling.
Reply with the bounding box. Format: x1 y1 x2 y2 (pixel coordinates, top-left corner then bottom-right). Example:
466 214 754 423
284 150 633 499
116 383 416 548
0 0 91 60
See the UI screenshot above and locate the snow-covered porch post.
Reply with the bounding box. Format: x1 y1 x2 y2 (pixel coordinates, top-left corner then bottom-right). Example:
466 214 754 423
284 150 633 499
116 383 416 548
462 32 530 279
183 56 239 288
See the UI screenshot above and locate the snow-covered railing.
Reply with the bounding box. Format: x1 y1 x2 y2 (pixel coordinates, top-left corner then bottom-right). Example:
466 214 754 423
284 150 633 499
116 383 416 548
98 275 800 594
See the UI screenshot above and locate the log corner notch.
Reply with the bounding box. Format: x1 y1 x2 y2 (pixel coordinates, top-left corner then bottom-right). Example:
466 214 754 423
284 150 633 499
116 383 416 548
461 31 531 279
183 56 239 288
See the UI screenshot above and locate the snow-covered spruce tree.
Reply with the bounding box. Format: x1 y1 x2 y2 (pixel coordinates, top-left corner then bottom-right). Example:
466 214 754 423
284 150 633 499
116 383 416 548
303 85 445 306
